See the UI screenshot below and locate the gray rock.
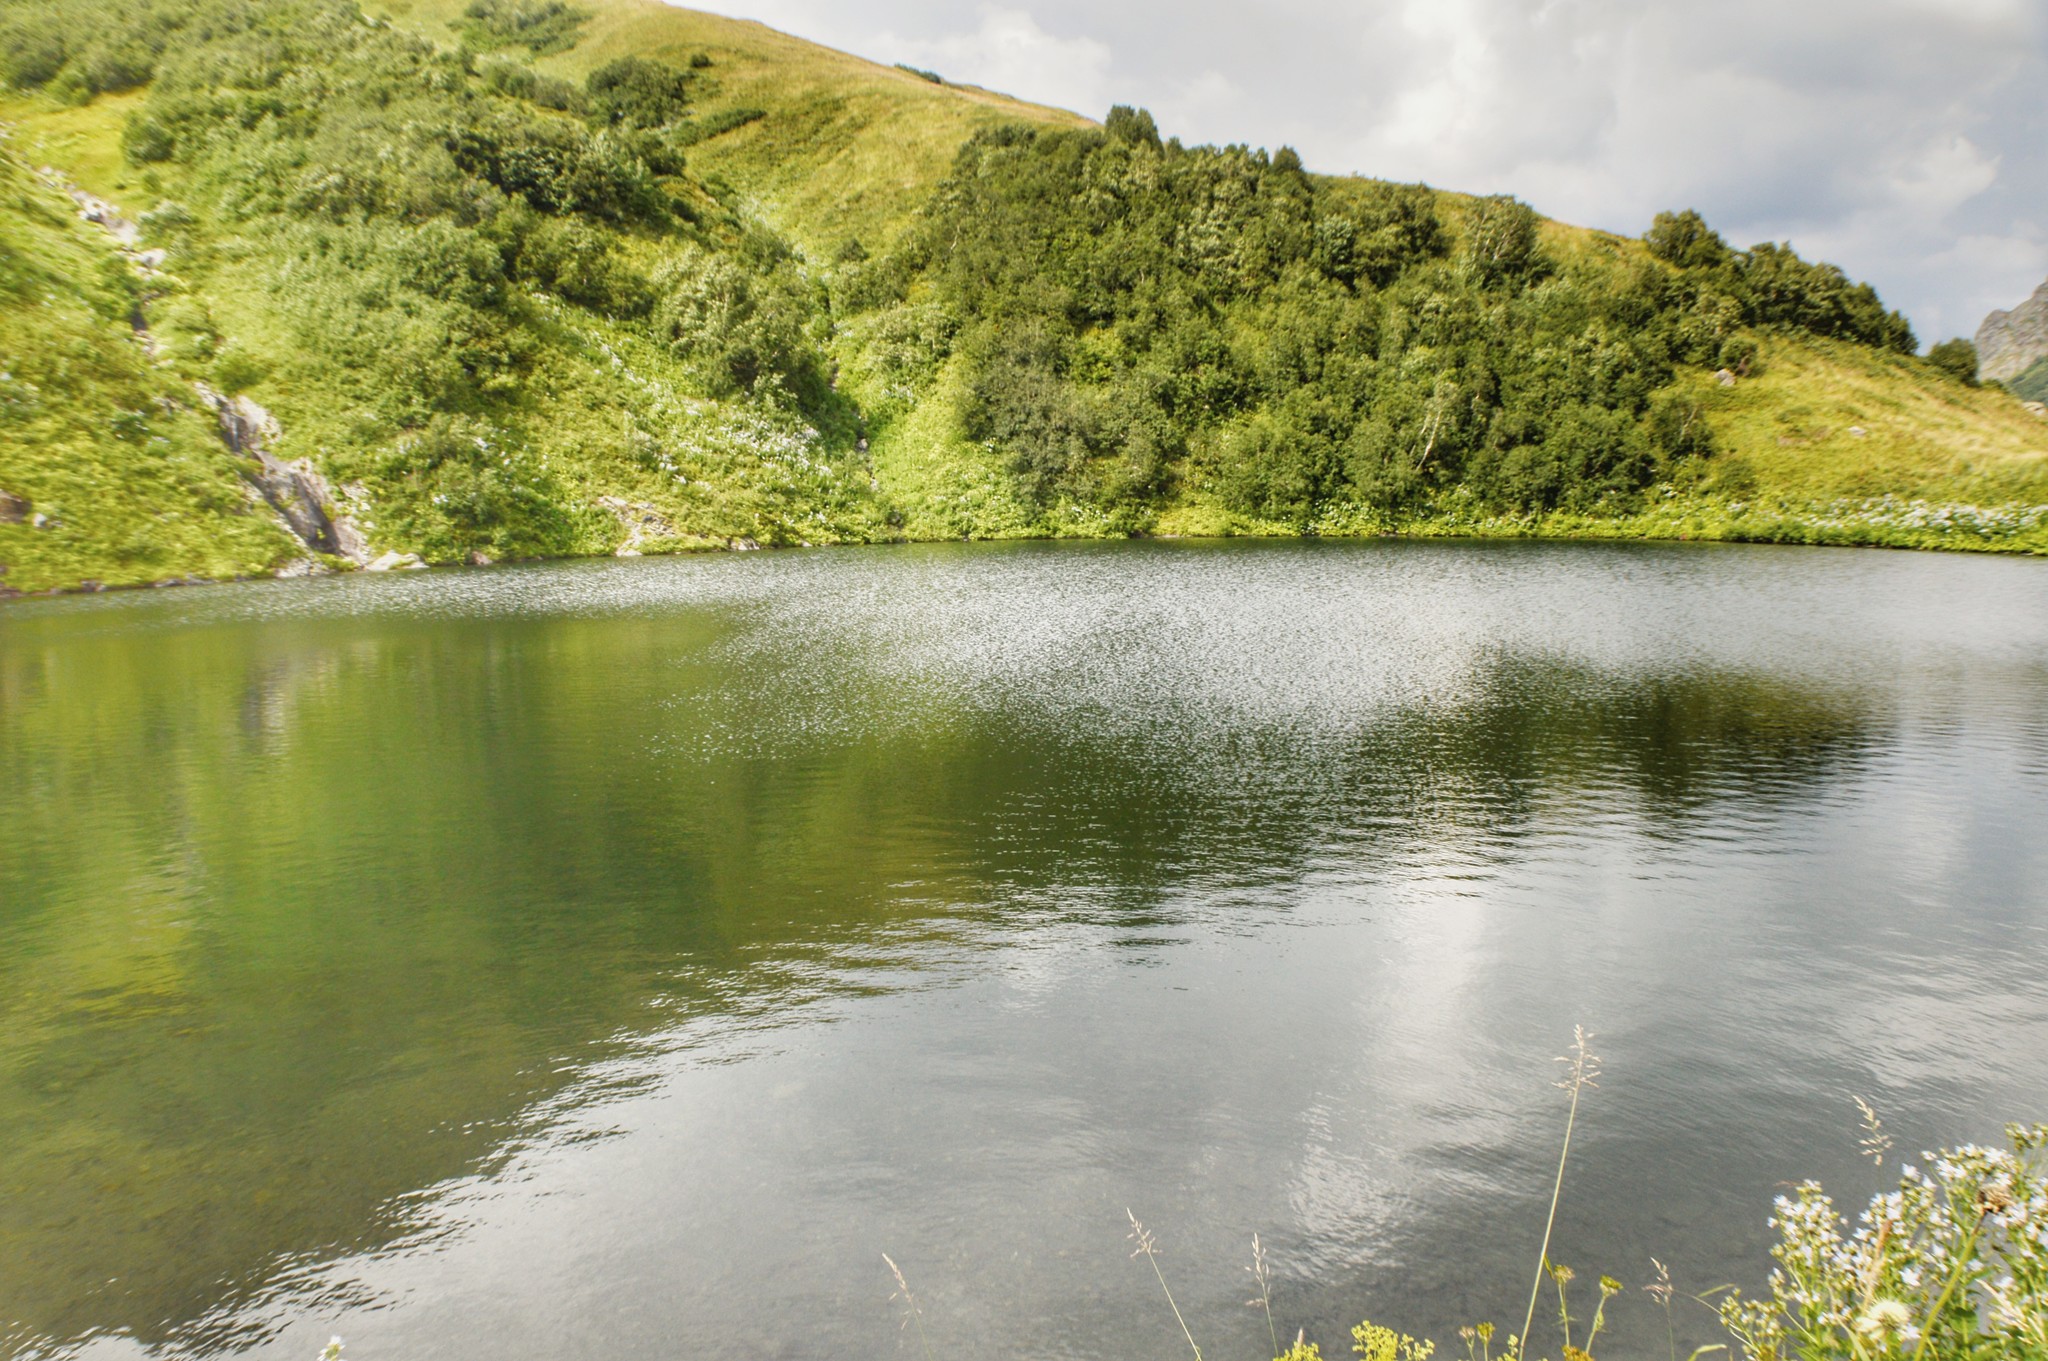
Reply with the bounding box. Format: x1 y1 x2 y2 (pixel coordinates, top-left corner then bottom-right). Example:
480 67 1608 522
1976 279 2048 384
597 495 675 556
193 383 372 565
63 185 140 247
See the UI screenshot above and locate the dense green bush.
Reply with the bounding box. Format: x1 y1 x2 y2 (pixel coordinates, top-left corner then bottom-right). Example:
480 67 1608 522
586 56 692 129
1644 208 1733 272
455 0 588 55
1927 337 1979 386
651 244 833 414
477 58 586 113
368 414 582 560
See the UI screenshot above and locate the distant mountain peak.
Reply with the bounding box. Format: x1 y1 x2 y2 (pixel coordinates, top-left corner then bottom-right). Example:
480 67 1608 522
1976 278 2048 384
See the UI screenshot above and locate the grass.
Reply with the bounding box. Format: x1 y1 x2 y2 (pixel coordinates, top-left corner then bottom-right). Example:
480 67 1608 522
2012 358 2048 405
0 131 295 594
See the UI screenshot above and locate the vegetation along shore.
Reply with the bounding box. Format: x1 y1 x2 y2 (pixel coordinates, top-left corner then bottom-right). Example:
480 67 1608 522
2 0 2045 597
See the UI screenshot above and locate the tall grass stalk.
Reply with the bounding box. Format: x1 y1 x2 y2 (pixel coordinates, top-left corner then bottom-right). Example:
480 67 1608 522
1908 1209 1989 1361
882 1253 935 1361
1128 1210 1203 1361
1518 1027 1600 1360
1248 1233 1279 1358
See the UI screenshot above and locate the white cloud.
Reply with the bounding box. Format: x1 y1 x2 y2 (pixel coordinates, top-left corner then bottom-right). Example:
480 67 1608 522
877 5 1112 113
687 0 2048 344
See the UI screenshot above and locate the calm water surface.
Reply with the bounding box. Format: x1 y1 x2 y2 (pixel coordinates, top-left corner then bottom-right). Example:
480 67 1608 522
3 539 2046 1360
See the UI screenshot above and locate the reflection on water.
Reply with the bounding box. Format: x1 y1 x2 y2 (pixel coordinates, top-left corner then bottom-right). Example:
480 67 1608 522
2 539 2045 1359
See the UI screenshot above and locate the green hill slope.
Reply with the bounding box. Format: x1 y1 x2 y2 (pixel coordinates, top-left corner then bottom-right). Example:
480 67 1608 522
1 0 2044 597
367 0 1090 255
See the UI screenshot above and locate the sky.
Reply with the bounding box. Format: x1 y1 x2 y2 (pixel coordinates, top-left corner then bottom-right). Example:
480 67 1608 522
696 0 2048 349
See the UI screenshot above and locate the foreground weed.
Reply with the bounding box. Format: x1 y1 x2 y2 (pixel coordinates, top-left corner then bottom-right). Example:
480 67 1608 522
1353 1319 1438 1360
1516 1027 1601 1360
882 1253 935 1361
1249 1233 1280 1358
1130 1209 1204 1361
1855 1097 1893 1174
873 1048 2044 1361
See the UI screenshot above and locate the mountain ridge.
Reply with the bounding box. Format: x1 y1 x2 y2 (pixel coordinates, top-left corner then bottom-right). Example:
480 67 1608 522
1978 278 2048 400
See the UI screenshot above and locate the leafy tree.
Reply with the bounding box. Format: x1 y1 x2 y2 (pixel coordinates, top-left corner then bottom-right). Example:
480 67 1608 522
1926 337 1979 386
1463 195 1540 285
1644 209 1731 271
1738 242 1915 353
856 111 1707 519
1103 105 1160 147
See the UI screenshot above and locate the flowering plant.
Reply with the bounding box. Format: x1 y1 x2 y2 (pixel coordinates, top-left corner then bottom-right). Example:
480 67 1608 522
1720 1123 2048 1360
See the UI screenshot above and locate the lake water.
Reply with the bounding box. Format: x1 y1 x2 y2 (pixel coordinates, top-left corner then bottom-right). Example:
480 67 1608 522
3 538 2047 1361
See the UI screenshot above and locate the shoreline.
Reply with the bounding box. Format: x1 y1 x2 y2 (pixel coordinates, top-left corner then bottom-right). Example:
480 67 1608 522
5 497 2044 603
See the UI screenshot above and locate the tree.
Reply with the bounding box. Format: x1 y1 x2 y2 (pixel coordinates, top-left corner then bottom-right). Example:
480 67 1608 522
1104 105 1160 147
1926 337 1979 386
1643 209 1731 271
1465 195 1539 284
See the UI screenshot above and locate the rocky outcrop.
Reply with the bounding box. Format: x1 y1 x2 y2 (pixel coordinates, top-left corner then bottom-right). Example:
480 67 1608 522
597 496 676 555
62 183 140 248
193 384 372 565
1976 279 2048 384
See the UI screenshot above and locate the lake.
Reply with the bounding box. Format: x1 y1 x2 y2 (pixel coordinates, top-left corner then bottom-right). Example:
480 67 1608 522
3 538 2046 1361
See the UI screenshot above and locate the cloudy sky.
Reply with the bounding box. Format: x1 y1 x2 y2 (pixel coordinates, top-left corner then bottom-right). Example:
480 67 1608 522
698 0 2047 348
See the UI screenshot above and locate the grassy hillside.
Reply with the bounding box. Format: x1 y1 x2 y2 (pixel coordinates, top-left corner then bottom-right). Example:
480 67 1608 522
1 0 2044 598
2013 356 2048 404
0 126 295 592
367 0 1089 256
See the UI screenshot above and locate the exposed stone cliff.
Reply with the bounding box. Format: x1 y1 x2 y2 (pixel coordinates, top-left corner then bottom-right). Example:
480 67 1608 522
1977 279 2048 383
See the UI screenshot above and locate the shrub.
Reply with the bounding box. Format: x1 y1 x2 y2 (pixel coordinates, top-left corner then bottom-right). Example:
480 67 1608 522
651 245 831 412
478 58 585 112
586 55 692 129
508 214 650 315
456 0 587 55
